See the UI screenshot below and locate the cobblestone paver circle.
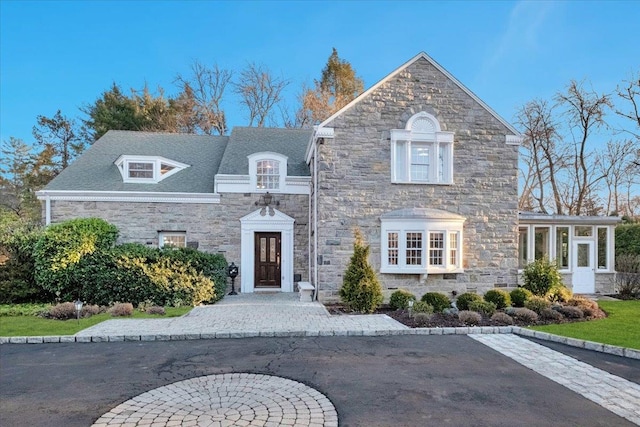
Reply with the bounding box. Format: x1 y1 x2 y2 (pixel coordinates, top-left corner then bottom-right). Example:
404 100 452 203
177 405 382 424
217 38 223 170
92 373 338 427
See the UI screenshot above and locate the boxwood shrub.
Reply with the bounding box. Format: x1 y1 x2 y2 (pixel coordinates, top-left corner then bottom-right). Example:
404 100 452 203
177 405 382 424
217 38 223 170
389 289 416 310
456 292 482 311
510 287 533 307
483 289 511 309
421 292 451 313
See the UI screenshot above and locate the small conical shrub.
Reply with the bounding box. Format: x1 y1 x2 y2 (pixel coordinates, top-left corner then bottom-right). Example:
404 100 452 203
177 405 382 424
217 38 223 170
339 228 383 313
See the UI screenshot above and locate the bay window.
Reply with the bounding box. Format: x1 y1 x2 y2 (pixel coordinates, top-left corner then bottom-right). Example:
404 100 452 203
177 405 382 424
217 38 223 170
381 208 465 274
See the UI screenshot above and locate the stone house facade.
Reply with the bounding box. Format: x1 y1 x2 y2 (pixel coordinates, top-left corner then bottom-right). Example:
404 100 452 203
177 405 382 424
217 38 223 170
39 52 616 300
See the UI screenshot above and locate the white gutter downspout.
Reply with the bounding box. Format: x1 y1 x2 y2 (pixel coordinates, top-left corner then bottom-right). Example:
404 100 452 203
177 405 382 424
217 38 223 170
45 195 51 225
313 137 319 301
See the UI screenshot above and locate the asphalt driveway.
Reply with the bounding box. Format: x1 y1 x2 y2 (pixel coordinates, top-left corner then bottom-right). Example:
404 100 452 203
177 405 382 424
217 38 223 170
1 335 637 426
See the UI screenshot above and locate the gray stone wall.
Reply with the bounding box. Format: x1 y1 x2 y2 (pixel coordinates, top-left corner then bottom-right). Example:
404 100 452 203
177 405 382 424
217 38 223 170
49 193 310 288
314 57 520 301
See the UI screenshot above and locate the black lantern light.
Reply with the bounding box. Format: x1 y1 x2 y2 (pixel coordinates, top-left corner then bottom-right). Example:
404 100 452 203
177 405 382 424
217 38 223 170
227 262 239 295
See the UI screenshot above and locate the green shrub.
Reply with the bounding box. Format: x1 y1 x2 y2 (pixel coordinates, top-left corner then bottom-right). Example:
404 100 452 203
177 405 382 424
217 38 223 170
490 312 514 325
456 292 482 311
80 244 218 307
524 295 552 314
162 247 227 302
0 303 51 317
458 310 482 325
616 223 640 257
546 285 573 303
0 219 52 304
389 289 416 310
483 289 511 309
522 258 563 296
512 307 539 323
412 301 433 314
108 302 134 317
34 218 118 301
510 287 533 307
339 229 383 313
468 300 496 316
421 292 451 313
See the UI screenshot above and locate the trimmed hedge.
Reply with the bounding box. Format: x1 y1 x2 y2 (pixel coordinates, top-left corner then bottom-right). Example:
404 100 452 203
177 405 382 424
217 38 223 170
456 292 482 311
389 289 416 310
616 223 640 257
421 292 451 313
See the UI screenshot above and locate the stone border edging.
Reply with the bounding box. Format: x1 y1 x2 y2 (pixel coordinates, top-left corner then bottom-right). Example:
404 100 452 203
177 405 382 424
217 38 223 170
1 327 638 360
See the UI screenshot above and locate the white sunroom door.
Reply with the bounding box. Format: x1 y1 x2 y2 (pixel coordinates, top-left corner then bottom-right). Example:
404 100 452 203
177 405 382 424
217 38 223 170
572 241 595 293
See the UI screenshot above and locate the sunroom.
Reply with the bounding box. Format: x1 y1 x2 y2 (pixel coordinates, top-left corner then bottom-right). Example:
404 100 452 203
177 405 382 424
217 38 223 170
518 212 622 294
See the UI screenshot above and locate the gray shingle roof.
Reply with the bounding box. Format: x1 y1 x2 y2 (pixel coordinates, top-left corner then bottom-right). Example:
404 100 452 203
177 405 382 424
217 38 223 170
218 127 312 176
44 131 229 193
44 127 313 193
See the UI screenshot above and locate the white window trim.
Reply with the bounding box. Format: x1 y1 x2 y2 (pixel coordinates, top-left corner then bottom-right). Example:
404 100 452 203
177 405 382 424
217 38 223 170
596 226 612 272
115 155 189 184
554 225 571 272
248 152 288 193
390 112 454 185
381 216 464 274
158 231 187 248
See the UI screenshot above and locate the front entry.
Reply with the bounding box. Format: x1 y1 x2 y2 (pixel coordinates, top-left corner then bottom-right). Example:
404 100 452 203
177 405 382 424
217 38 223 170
255 232 281 288
572 240 595 293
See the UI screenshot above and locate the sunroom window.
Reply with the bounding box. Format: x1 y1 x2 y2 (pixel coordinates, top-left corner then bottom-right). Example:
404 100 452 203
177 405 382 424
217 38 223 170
390 112 454 184
380 208 465 274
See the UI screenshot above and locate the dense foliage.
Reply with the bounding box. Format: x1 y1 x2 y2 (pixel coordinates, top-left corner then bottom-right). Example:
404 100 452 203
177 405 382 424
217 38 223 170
483 289 511 309
522 258 563 296
615 224 640 257
510 287 533 307
455 292 483 311
339 229 383 313
33 218 119 300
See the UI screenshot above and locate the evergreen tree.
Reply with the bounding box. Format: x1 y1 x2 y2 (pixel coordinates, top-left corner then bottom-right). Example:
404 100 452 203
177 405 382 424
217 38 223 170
339 228 383 313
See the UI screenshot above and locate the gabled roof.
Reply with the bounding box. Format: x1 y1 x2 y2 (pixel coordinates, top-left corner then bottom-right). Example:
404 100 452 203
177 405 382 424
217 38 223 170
43 130 228 193
218 127 312 176
318 52 521 136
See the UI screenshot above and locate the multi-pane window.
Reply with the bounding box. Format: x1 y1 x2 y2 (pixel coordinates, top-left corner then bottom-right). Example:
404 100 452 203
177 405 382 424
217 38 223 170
128 162 154 179
449 232 459 266
406 232 423 265
256 160 280 190
159 232 186 248
388 232 399 265
429 232 444 266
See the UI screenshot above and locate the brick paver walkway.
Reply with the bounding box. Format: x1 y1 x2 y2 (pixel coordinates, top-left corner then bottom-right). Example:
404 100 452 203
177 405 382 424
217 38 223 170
92 373 338 427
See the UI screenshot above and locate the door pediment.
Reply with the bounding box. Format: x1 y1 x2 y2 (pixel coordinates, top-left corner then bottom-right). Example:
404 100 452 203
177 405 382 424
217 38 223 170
240 208 295 225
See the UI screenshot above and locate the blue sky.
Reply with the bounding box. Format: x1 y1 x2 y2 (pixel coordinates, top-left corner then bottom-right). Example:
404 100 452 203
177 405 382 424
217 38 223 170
1 0 639 145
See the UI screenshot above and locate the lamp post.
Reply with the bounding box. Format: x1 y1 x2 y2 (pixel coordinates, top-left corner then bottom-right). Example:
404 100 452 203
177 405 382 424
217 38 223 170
408 299 414 318
74 299 83 326
227 262 239 295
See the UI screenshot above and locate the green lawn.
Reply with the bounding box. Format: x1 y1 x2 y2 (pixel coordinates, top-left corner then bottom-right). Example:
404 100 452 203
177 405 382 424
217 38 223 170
0 306 192 337
530 300 640 350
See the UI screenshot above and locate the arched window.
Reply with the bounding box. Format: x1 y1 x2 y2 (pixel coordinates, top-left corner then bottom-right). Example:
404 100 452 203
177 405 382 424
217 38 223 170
390 112 454 184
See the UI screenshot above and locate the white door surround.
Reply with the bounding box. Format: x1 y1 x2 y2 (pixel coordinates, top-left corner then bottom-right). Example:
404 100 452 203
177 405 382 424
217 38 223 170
572 240 595 293
240 208 295 293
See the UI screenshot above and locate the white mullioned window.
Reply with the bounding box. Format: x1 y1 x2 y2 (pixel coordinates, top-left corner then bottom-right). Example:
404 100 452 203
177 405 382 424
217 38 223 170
256 159 280 190
115 155 189 183
391 112 454 184
380 208 465 274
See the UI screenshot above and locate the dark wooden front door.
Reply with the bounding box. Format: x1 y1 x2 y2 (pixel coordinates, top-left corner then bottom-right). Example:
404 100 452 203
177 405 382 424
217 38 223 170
255 232 281 288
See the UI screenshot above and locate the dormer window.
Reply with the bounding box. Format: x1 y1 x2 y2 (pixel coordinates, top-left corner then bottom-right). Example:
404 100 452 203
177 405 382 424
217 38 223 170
257 160 280 190
115 155 189 183
248 152 288 192
391 112 454 184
